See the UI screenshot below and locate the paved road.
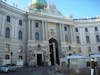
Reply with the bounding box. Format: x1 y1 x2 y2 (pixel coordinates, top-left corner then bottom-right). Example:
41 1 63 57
0 66 65 75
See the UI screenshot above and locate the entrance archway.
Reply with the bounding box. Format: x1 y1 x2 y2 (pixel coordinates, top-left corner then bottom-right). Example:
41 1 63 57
49 38 60 65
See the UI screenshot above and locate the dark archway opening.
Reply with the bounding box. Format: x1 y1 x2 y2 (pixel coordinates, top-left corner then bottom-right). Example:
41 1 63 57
49 38 60 65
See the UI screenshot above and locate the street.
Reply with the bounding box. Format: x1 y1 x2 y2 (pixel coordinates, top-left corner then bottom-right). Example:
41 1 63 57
0 66 100 75
0 66 65 75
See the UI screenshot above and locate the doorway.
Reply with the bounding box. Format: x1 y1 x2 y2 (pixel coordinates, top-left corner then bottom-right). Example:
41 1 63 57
37 54 42 66
49 38 60 65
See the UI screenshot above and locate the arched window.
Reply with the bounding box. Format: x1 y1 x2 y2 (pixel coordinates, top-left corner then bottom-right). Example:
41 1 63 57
35 32 39 40
18 31 22 40
5 27 10 38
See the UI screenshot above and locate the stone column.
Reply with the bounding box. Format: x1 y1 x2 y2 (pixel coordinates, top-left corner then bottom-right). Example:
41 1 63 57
1 15 5 37
42 21 45 41
31 20 35 40
28 20 31 40
45 22 48 41
61 24 65 42
69 25 75 44
67 25 72 43
59 24 63 42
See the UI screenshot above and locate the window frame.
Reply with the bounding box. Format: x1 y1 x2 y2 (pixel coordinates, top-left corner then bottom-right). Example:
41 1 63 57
7 16 10 22
85 28 88 32
19 20 22 26
35 32 39 40
5 27 10 38
86 36 90 43
95 27 98 31
35 22 39 28
76 36 80 43
18 31 22 40
75 28 78 32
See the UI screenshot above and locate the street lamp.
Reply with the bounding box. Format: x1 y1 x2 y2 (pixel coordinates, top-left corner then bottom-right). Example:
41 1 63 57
43 50 46 66
67 46 72 68
10 52 13 64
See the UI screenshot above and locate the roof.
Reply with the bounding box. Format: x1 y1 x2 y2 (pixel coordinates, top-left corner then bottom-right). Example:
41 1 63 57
31 0 47 6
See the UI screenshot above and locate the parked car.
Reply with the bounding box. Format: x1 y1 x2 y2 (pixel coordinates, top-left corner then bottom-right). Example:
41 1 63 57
0 64 17 72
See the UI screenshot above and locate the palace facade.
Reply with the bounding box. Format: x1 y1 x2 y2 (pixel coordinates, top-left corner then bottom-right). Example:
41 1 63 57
0 0 100 66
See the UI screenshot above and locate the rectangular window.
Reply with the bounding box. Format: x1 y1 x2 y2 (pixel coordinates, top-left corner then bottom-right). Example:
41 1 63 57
65 34 68 42
19 20 22 25
64 26 67 31
88 47 91 53
7 16 10 22
6 43 10 51
86 36 90 43
95 27 98 31
18 46 23 53
76 36 80 43
85 28 88 32
5 55 10 59
78 48 81 53
35 23 39 28
98 46 100 52
75 28 78 32
19 56 23 60
96 35 100 42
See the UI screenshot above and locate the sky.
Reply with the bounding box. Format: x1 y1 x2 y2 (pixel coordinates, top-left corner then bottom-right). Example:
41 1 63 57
4 0 100 18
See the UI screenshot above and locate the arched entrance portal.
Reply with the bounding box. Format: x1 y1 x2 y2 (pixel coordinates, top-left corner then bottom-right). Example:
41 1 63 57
49 38 60 65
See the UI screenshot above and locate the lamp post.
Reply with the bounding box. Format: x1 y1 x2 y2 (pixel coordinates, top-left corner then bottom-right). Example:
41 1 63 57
10 52 13 64
43 50 46 66
67 46 72 68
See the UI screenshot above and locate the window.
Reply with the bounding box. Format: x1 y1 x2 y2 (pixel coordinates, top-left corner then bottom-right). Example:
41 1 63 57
75 28 78 32
78 48 81 53
65 34 68 42
5 27 10 38
85 28 88 32
35 32 39 40
5 55 10 59
76 36 80 43
88 47 91 53
18 46 23 53
86 36 90 43
96 35 100 42
98 46 100 52
95 27 98 31
7 16 10 22
35 23 39 28
19 20 22 25
19 56 23 60
6 43 10 51
18 31 22 40
64 26 67 31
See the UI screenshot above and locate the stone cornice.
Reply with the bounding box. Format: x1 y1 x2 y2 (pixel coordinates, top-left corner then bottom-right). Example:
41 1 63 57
0 1 26 16
27 12 74 25
74 19 100 25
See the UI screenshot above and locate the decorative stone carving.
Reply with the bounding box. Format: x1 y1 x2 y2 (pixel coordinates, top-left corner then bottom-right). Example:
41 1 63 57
48 29 56 38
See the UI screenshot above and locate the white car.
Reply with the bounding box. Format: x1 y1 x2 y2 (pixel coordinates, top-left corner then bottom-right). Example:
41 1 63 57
0 64 17 72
